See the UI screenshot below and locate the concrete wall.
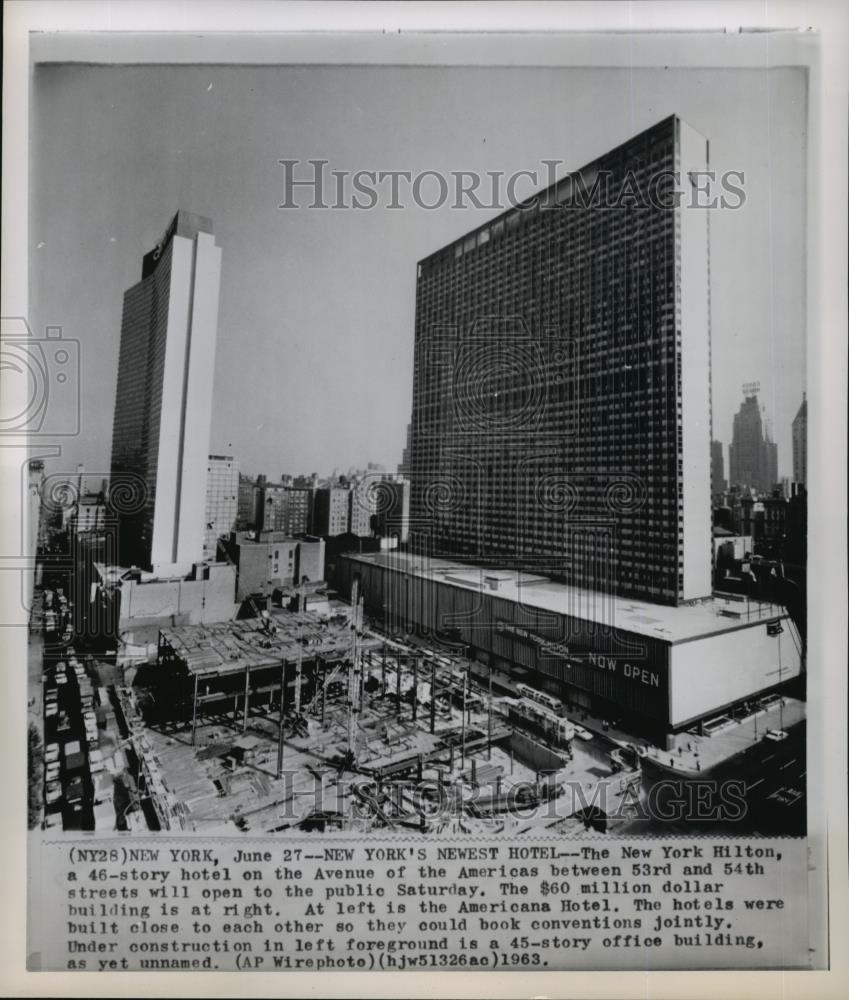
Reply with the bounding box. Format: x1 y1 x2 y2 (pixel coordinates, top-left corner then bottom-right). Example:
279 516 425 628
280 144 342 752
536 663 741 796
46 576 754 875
118 563 236 628
175 231 222 570
269 539 299 587
226 535 326 600
510 730 571 772
669 616 802 728
150 239 187 572
148 231 222 575
233 543 269 599
298 538 325 584
678 120 713 602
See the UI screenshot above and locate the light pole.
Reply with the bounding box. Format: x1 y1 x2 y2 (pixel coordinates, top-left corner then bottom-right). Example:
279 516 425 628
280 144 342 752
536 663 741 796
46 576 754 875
276 658 286 779
488 659 493 761
461 657 468 769
294 621 303 716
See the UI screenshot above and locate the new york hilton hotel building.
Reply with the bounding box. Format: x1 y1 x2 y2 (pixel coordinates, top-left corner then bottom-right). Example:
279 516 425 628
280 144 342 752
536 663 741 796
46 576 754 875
340 117 802 743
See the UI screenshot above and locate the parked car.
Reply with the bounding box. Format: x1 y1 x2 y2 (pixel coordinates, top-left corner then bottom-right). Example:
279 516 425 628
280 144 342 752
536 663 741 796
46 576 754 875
65 751 87 774
65 776 85 812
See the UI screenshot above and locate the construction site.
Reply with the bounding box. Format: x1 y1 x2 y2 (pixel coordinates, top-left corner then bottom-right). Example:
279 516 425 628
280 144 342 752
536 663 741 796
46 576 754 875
36 565 806 837
109 579 648 836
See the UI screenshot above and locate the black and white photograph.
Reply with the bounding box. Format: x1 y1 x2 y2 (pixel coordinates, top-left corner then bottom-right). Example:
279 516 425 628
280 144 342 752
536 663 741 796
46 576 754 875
2 1 847 994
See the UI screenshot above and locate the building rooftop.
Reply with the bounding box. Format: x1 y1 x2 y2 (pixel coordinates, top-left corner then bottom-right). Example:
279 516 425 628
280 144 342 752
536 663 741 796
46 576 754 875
230 530 320 545
141 210 214 279
344 551 789 645
420 114 704 271
93 561 233 587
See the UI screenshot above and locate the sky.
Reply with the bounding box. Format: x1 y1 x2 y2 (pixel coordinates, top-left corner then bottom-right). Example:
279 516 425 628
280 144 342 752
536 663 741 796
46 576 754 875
31 62 807 482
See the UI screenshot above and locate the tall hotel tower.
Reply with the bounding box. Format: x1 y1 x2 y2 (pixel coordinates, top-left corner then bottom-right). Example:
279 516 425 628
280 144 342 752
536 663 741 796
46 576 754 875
407 116 712 605
110 210 222 574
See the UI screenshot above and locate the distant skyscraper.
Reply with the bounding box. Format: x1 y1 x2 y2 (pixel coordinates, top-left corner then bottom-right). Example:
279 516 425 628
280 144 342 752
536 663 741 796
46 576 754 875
792 393 807 486
728 392 776 495
710 441 726 499
204 455 239 559
110 210 222 573
406 116 712 605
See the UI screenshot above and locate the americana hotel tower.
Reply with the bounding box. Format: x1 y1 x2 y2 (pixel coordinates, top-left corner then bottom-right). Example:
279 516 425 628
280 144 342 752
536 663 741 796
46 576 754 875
110 211 222 575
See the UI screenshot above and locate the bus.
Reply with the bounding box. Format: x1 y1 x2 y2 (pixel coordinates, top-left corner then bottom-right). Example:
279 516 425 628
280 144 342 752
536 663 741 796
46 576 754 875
515 682 563 715
510 699 574 745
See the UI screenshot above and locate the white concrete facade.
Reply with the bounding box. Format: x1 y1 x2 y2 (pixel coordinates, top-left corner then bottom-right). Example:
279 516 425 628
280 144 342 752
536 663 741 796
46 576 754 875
113 212 222 576
677 120 714 601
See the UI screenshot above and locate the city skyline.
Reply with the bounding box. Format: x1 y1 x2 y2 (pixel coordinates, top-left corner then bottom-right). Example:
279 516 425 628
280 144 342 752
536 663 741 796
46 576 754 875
32 64 806 481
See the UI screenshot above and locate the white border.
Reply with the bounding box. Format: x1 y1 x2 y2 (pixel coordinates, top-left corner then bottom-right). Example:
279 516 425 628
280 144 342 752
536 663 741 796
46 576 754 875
3 3 847 998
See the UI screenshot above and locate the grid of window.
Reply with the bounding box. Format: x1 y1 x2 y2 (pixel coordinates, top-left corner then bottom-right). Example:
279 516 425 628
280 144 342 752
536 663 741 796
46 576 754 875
259 486 312 535
204 456 239 558
110 240 174 569
407 117 707 606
